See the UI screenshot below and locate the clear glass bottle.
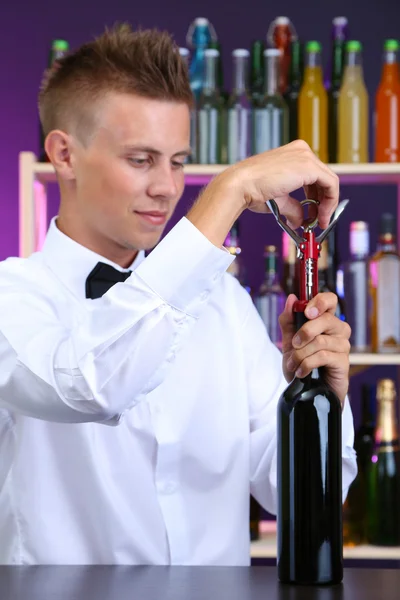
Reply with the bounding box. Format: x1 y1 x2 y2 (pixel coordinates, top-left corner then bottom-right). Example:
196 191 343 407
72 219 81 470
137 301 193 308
254 245 286 347
369 213 400 353
340 222 370 351
227 49 252 163
252 49 289 154
197 49 223 164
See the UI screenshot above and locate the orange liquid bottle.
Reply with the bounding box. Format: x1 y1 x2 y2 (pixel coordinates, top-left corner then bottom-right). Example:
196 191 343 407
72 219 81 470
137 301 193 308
375 39 400 163
267 16 297 95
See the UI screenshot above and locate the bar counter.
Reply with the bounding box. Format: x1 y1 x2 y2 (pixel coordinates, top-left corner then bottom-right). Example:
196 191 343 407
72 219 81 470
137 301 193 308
1 565 399 600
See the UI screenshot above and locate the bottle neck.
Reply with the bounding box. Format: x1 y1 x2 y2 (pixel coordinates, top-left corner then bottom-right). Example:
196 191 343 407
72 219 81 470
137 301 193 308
331 41 345 89
375 398 399 445
378 233 397 253
264 55 279 96
251 43 264 93
264 254 279 284
350 227 370 259
343 52 364 81
204 55 218 93
304 52 323 83
381 61 400 84
288 42 302 89
233 55 249 93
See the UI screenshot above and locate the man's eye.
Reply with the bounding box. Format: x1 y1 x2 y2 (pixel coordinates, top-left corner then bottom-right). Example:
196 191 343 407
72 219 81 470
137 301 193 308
129 158 148 166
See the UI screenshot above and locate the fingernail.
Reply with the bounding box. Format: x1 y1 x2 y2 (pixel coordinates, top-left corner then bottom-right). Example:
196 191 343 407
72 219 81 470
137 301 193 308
293 335 301 347
295 368 303 378
306 307 319 319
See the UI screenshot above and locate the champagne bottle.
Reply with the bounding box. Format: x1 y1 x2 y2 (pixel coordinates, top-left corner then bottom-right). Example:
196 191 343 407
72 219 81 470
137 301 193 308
367 379 400 546
343 383 376 546
39 39 69 162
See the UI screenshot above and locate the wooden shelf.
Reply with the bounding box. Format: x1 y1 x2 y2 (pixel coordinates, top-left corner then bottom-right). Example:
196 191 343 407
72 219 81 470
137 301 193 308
251 521 400 560
30 158 400 185
349 353 400 365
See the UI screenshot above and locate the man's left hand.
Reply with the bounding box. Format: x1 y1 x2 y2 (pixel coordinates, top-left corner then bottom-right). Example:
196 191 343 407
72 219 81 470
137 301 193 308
279 292 351 405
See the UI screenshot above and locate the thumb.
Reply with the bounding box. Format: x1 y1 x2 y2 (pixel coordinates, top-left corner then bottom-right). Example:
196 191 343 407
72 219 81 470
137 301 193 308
279 294 298 353
270 195 304 230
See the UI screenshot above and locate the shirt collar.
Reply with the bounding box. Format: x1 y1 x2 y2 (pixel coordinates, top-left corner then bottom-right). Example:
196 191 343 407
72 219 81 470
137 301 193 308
41 217 145 299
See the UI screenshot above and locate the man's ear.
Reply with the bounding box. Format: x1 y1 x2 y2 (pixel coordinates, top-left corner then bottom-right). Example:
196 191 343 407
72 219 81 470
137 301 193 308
45 130 76 181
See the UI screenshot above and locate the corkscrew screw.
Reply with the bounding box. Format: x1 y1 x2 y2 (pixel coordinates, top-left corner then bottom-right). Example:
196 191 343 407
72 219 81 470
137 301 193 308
267 198 349 314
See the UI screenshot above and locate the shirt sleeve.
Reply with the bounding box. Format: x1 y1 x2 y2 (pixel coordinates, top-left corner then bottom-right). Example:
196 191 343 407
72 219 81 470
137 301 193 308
0 218 234 425
240 292 358 515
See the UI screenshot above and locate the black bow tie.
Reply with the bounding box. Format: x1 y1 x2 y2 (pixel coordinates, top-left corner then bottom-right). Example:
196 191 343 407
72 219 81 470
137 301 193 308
86 262 132 299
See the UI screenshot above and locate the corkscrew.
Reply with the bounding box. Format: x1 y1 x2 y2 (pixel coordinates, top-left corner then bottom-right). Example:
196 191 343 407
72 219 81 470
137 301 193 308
267 198 349 315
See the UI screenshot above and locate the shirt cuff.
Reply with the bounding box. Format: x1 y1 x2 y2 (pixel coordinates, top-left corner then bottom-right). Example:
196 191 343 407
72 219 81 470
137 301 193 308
133 217 235 317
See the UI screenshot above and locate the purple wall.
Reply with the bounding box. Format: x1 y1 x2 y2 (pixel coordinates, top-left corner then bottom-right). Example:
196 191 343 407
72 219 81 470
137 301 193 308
1 0 399 421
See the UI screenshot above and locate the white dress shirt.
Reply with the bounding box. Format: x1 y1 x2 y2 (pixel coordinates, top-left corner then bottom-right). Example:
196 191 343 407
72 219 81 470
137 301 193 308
0 216 357 566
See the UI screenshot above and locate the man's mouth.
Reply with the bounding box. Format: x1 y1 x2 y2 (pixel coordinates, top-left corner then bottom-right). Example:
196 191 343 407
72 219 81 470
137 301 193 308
134 211 168 226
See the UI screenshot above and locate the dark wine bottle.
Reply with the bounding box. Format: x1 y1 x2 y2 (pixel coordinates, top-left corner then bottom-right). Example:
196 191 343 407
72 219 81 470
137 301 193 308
343 383 376 546
366 379 400 546
277 310 343 585
250 495 260 541
283 40 303 142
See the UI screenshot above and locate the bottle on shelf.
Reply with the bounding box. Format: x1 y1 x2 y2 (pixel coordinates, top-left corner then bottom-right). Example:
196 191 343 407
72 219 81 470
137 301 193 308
197 49 223 164
227 49 252 164
281 231 298 297
254 245 285 348
252 49 288 154
343 383 376 546
325 16 349 90
266 16 297 95
208 40 228 164
375 39 400 163
338 40 369 163
186 17 217 101
178 47 190 65
283 40 303 142
318 238 346 321
298 41 328 162
250 40 265 109
339 221 370 352
39 39 70 162
225 222 251 293
366 379 400 546
328 36 346 163
369 213 400 353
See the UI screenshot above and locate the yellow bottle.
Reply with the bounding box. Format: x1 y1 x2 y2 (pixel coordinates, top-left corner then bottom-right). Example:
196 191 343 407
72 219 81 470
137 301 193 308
338 40 369 163
299 40 328 161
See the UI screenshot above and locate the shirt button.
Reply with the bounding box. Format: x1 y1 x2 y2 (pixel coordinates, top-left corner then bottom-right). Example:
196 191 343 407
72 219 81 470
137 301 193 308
200 290 209 301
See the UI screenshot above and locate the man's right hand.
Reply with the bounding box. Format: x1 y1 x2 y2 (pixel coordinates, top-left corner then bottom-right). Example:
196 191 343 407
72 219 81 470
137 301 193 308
187 140 340 248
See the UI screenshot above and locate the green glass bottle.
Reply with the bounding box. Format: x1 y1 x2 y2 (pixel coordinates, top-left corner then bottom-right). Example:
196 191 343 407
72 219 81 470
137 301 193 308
328 38 345 163
250 40 265 110
283 40 303 141
39 39 70 162
208 40 228 163
367 379 400 546
197 49 223 164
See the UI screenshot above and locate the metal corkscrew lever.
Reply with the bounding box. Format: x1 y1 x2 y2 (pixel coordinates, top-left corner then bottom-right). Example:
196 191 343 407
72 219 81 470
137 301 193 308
267 198 349 315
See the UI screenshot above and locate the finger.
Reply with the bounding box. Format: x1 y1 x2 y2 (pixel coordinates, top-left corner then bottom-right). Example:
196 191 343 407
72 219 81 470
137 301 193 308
292 313 351 349
304 292 341 319
287 335 351 373
303 161 339 229
266 195 304 229
294 350 349 381
278 294 298 353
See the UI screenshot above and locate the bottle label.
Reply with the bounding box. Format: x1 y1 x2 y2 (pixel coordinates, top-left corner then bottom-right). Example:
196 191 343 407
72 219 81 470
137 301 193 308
377 257 400 350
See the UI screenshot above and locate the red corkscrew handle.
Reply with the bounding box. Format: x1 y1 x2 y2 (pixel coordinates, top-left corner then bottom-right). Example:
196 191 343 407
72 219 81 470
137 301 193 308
293 230 320 315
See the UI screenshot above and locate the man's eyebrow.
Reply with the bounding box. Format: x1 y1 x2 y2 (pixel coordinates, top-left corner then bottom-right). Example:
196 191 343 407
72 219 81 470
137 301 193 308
122 145 192 157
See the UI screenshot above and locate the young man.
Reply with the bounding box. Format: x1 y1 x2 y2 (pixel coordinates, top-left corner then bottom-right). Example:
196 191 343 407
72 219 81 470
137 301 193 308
0 24 356 565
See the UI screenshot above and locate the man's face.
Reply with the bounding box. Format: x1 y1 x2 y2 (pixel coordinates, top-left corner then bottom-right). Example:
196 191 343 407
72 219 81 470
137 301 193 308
71 92 190 254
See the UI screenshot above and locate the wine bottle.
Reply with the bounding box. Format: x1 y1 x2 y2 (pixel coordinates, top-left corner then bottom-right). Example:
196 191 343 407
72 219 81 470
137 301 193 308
275 201 346 585
343 383 375 546
197 49 223 164
254 245 286 348
367 379 400 546
250 495 260 541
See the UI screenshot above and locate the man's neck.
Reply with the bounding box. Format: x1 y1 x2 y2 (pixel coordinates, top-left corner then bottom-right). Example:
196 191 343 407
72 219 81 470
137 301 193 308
56 215 138 269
